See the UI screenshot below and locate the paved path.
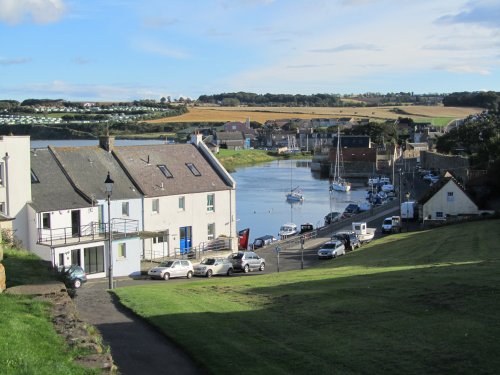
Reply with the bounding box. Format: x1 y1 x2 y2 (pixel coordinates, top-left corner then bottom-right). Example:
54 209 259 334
74 280 205 375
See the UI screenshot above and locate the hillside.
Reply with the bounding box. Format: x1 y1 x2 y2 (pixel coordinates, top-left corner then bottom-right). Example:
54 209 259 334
115 219 500 375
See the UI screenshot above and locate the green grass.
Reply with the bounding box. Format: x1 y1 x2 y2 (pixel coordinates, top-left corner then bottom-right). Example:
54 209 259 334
114 220 500 375
415 117 456 127
0 249 99 375
216 149 311 172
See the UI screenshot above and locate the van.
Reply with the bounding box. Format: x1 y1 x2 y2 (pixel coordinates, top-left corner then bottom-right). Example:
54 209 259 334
401 201 417 220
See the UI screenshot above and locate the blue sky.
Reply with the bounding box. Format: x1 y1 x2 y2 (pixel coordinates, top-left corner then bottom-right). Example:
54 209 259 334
0 0 499 101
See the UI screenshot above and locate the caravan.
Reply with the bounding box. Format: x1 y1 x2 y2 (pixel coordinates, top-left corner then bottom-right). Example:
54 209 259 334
401 201 417 221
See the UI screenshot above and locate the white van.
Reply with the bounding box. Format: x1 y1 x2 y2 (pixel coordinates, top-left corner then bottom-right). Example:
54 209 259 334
401 201 417 220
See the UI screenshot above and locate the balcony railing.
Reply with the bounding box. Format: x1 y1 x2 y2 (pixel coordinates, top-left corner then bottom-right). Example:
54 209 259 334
37 218 140 247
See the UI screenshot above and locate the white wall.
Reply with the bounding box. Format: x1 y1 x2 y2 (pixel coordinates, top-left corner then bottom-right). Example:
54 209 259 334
0 136 31 248
112 237 142 277
423 180 478 220
143 189 237 255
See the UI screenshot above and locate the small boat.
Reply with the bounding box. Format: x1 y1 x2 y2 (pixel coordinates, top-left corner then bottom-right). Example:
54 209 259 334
330 127 351 192
286 186 304 202
279 223 298 239
381 183 395 193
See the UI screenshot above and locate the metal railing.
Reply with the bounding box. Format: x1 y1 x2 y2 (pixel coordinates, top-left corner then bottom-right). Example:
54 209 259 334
37 218 139 246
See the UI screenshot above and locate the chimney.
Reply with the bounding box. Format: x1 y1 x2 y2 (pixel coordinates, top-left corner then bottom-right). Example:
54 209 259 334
246 117 250 129
99 126 115 152
190 131 203 146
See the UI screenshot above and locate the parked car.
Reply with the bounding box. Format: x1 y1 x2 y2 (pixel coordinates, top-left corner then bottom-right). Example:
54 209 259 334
252 235 277 249
324 211 342 225
230 251 265 273
342 204 360 218
148 260 194 280
193 257 233 277
317 240 346 259
331 231 360 251
57 265 87 289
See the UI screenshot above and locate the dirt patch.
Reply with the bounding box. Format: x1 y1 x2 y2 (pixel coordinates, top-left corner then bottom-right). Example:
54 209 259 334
6 282 117 374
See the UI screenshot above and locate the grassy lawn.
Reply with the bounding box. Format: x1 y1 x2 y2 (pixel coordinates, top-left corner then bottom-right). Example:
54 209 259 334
216 149 311 172
0 249 98 375
415 117 456 127
114 220 500 375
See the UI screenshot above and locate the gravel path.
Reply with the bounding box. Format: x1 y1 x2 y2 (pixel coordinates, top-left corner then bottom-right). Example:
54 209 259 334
73 279 205 375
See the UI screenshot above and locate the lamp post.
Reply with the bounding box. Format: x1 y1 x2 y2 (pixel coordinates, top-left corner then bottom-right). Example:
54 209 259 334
405 192 411 232
105 172 114 289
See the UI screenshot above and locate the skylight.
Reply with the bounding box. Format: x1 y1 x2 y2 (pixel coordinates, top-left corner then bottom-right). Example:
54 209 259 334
186 163 201 176
31 169 40 183
158 164 173 178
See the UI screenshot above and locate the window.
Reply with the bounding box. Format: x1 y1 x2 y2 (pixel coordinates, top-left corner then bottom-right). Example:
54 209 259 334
42 213 51 229
118 243 127 258
152 198 159 214
71 249 81 266
186 163 201 176
158 164 173 178
122 202 129 216
436 212 444 219
207 194 215 212
31 169 40 183
153 236 165 244
0 162 3 186
447 192 454 202
0 202 4 214
178 196 185 211
207 223 215 241
84 246 105 274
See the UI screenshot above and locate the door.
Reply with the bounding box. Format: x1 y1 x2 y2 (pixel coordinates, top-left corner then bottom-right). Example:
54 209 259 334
179 226 192 254
71 210 81 238
171 261 181 277
71 249 81 266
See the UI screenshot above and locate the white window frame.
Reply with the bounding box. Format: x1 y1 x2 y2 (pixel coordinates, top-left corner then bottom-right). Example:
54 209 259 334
178 196 185 211
122 201 129 216
117 242 127 259
207 223 215 241
207 194 215 212
152 198 159 214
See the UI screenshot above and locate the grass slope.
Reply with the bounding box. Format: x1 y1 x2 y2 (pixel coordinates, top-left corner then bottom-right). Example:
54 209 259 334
114 220 500 375
216 149 310 172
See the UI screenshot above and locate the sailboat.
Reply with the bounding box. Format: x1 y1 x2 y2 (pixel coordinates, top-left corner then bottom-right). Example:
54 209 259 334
286 160 304 202
330 127 351 192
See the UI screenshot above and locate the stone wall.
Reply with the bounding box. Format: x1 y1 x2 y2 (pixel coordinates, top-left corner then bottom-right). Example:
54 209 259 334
420 151 470 182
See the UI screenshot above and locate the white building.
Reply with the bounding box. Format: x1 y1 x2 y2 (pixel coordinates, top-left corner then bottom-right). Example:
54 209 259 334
113 133 237 260
0 136 31 246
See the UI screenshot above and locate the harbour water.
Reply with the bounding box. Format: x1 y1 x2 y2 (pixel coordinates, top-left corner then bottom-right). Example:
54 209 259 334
231 159 367 242
30 140 368 243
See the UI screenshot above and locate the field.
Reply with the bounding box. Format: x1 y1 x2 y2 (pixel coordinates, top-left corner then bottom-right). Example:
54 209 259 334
216 149 311 172
147 105 482 124
114 219 500 375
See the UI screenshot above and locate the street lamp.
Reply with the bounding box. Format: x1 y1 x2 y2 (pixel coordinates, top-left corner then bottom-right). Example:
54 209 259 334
405 192 411 232
105 172 114 289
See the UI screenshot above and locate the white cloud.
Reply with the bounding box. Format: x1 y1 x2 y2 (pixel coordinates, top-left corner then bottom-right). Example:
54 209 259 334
0 57 32 65
0 0 66 25
434 64 491 75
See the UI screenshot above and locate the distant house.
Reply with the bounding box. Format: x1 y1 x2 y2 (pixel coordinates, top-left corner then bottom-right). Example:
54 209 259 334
419 174 479 221
215 131 245 150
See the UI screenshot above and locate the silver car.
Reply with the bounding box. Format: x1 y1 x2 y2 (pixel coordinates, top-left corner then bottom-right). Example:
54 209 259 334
230 251 265 273
148 260 194 280
193 257 234 278
317 240 346 259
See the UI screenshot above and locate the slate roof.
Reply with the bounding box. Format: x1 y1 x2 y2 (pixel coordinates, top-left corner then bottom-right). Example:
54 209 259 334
50 146 141 201
113 144 232 197
216 131 245 141
418 175 477 207
30 148 91 212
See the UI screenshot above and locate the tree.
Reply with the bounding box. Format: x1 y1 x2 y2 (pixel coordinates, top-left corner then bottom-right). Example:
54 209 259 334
160 97 166 104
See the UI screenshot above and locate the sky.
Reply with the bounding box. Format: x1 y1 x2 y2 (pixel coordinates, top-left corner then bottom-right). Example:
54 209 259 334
0 0 499 101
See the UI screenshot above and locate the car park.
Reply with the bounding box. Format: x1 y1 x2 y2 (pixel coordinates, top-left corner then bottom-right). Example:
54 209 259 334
230 251 265 273
252 235 278 249
148 260 194 280
193 257 233 277
331 231 360 251
317 240 346 259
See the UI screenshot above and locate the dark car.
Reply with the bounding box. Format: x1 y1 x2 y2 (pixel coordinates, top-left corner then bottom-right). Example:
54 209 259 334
324 212 342 225
331 231 360 251
342 204 360 218
252 235 277 249
58 265 87 289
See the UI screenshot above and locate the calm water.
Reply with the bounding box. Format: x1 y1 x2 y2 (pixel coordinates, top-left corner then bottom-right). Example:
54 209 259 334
232 160 367 242
30 141 368 243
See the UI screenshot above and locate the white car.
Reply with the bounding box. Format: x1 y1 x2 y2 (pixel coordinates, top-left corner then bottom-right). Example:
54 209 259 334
193 257 234 277
148 260 194 280
317 240 346 259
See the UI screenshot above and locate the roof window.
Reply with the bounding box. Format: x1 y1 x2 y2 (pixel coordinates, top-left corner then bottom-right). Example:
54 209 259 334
186 163 201 176
158 164 173 178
